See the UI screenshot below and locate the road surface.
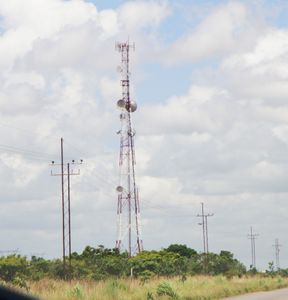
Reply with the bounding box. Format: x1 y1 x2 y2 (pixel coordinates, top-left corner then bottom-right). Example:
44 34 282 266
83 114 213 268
224 288 288 300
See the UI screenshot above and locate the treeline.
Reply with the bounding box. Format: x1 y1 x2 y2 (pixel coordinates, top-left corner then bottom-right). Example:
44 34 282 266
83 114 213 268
0 244 248 284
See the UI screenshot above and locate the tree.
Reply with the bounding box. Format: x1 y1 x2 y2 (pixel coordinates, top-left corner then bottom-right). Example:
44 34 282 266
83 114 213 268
212 251 246 276
129 250 186 277
165 244 197 258
0 255 29 282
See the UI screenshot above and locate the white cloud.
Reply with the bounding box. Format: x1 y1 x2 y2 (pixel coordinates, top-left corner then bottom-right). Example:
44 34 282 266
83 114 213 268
219 28 288 102
118 0 170 31
98 9 119 39
250 160 284 181
0 153 45 187
138 85 228 135
162 2 252 64
0 0 98 70
256 106 288 123
273 125 288 144
4 71 46 90
224 29 288 68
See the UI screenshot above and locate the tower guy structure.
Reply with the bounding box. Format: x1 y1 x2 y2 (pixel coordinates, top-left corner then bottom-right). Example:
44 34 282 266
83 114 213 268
115 41 143 257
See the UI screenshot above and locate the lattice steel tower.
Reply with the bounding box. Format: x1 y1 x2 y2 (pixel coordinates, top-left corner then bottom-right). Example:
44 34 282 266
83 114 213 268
115 41 143 257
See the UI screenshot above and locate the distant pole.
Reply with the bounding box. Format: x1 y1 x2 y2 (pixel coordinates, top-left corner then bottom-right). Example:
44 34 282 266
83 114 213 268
247 227 259 269
197 203 214 273
205 215 212 253
61 138 65 269
67 162 72 270
253 233 256 268
201 203 206 254
197 203 214 254
273 239 281 270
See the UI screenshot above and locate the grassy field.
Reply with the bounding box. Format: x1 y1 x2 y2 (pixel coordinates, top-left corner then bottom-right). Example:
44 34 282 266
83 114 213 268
17 275 288 300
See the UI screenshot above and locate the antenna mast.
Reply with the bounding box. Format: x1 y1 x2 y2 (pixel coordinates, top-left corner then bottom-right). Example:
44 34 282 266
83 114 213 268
115 41 143 257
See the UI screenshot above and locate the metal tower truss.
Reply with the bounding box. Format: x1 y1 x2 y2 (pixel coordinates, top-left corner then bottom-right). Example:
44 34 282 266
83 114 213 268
115 41 143 257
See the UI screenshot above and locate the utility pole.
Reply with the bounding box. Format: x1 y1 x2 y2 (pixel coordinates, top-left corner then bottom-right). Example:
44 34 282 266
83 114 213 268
51 138 82 278
205 214 213 253
247 227 259 269
115 41 143 257
61 137 65 267
198 203 206 254
273 238 281 270
197 203 214 254
197 203 214 272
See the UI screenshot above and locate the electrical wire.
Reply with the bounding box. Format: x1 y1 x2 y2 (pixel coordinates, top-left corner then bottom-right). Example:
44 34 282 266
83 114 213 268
0 120 79 162
0 147 55 163
0 144 56 159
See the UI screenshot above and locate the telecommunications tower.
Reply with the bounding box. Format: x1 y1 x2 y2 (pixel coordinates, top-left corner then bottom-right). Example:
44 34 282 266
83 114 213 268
115 41 143 257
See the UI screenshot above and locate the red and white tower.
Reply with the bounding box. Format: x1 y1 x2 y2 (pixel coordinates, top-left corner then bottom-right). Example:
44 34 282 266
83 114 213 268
115 41 143 257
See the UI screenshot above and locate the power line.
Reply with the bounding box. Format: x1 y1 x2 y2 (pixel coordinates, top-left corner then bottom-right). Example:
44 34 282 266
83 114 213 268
0 119 85 162
0 144 57 161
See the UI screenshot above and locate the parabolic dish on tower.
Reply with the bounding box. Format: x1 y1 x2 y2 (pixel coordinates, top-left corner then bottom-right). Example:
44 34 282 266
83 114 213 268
117 99 126 108
126 101 137 112
116 185 124 193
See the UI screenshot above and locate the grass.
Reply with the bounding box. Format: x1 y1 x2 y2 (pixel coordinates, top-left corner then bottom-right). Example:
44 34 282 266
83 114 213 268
16 275 288 300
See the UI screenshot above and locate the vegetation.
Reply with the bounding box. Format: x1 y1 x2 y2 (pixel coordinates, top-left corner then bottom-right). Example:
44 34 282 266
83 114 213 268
27 276 288 300
0 244 246 284
0 244 287 299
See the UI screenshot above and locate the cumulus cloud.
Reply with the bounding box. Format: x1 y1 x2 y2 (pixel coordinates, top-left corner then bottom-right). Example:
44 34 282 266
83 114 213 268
0 0 98 70
138 85 229 135
118 0 170 30
162 2 257 64
219 28 288 103
224 29 288 69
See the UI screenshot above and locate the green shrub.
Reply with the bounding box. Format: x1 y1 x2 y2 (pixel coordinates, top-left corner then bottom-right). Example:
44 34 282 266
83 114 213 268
156 281 179 299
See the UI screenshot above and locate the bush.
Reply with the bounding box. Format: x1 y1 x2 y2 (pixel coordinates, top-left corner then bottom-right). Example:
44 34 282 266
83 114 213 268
156 282 179 299
0 255 29 282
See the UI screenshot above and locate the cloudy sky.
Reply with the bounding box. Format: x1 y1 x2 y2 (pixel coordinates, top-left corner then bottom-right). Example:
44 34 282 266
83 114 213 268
0 0 288 270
